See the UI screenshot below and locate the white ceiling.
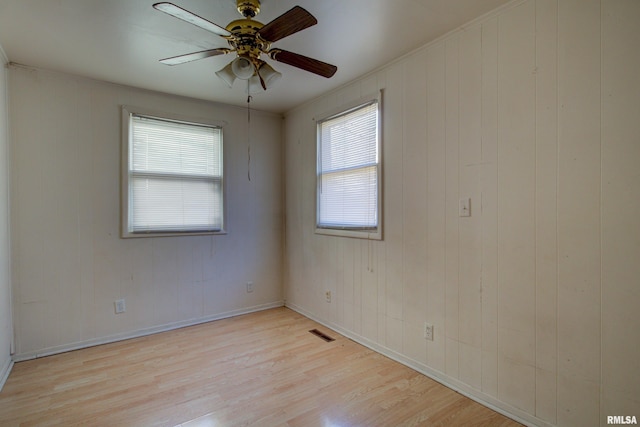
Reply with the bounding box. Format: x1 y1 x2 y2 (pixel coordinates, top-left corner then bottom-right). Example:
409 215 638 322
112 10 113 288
0 0 511 113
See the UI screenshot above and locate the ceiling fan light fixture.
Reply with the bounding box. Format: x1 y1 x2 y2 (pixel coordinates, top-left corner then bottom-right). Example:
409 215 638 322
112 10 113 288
246 62 282 93
248 75 263 94
258 62 282 89
231 56 255 80
215 62 237 87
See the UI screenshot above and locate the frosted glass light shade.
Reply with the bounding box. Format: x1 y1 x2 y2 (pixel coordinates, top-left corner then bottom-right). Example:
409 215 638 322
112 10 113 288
215 62 236 87
258 62 282 89
231 56 255 80
248 75 263 94
247 62 282 93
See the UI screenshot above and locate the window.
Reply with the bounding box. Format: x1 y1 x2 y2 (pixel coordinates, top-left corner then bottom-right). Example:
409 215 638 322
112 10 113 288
121 107 224 237
316 92 382 240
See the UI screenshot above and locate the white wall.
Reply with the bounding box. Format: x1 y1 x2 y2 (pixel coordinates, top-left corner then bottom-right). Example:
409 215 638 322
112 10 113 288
0 46 13 388
283 1 640 426
9 65 284 359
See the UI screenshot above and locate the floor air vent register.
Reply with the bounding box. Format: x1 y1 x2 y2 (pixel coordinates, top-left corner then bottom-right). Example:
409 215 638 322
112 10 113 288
309 329 335 342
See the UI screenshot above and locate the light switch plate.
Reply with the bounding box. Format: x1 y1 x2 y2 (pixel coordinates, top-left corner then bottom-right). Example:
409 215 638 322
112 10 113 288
459 198 471 217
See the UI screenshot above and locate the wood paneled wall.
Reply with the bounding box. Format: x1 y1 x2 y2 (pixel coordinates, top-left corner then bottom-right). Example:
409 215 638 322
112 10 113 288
8 66 284 360
283 1 640 426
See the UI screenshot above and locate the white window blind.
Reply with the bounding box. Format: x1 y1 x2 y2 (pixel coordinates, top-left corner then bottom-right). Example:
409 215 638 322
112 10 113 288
127 114 223 234
317 99 380 234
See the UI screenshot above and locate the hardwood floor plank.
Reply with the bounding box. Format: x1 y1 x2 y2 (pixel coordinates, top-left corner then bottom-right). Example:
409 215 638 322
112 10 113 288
0 308 521 426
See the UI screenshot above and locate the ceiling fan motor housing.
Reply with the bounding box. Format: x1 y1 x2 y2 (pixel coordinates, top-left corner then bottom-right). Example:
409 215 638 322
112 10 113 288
225 18 266 65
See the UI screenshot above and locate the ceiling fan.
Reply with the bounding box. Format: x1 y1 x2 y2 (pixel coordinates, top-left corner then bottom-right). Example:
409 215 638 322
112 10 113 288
153 0 338 93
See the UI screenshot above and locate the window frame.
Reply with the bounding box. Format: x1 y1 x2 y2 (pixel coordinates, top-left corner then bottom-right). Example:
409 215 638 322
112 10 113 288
315 91 383 240
121 105 227 238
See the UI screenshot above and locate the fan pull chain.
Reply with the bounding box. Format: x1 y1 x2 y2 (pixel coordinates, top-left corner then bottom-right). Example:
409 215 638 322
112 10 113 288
247 82 252 182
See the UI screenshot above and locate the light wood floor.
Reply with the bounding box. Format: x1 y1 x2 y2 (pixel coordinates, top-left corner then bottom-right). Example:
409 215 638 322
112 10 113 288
0 308 522 426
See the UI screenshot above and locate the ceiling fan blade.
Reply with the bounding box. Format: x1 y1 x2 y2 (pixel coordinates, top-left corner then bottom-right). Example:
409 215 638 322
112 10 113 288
160 48 230 66
153 2 231 37
270 50 337 78
256 6 317 43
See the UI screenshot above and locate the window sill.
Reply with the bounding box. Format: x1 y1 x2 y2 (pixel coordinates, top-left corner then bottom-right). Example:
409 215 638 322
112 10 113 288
315 227 382 240
121 230 227 239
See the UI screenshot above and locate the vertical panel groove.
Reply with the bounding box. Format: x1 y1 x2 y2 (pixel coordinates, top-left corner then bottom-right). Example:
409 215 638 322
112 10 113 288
554 0 560 422
533 0 538 412
597 0 603 423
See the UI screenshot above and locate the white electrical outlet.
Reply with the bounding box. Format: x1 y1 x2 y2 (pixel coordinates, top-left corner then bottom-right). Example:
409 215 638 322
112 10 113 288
115 299 126 314
325 291 331 303
246 281 254 293
424 322 434 341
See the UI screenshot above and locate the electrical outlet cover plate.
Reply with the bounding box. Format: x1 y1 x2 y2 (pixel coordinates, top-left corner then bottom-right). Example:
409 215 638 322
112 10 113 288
424 322 434 341
115 299 126 314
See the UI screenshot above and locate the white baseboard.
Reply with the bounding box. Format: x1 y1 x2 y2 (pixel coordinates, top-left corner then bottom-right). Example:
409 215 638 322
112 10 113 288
12 301 284 362
285 302 552 427
0 357 13 391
